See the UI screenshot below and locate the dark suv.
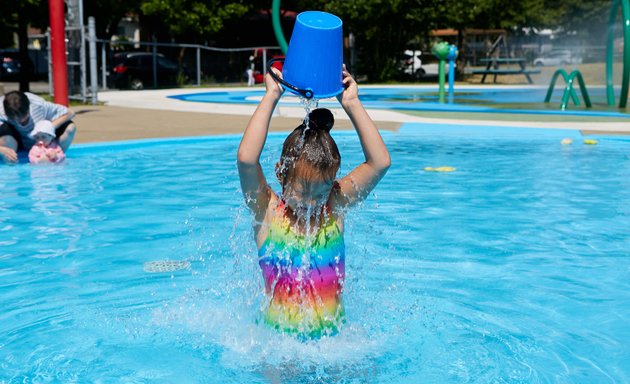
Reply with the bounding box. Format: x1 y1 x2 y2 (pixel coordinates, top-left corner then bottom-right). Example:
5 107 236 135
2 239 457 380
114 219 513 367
110 52 187 89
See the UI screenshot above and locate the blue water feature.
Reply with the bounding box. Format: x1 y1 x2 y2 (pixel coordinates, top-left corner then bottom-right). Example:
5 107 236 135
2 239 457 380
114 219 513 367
168 87 630 118
1 124 629 382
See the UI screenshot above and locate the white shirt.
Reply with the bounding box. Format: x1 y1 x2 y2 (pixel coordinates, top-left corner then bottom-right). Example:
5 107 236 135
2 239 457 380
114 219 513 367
0 92 69 148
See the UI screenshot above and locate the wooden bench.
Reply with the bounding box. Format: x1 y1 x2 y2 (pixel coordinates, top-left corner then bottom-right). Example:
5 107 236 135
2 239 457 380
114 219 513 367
474 58 541 84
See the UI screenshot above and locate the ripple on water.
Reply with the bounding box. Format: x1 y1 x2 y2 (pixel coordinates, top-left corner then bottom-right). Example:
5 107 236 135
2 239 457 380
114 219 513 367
1 133 629 382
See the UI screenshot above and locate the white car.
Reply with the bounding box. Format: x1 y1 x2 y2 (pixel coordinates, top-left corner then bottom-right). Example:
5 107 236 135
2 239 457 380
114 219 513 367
399 50 451 78
533 50 582 67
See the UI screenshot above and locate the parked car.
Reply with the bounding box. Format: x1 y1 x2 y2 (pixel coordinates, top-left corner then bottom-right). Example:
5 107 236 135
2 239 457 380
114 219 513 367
109 52 189 90
399 50 451 79
399 50 426 78
533 50 582 67
0 48 46 80
0 49 24 80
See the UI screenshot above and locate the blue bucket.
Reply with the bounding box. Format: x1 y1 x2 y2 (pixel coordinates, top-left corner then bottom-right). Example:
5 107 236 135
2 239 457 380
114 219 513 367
268 11 343 99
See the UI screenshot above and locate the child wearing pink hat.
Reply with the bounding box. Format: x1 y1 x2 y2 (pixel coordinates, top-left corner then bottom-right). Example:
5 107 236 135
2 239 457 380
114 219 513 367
28 120 65 164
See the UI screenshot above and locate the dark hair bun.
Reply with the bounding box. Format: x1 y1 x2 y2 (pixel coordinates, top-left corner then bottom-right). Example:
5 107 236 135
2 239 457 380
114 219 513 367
307 108 334 132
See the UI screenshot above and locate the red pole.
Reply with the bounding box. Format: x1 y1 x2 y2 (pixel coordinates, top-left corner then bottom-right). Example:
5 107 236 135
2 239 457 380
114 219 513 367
49 0 68 106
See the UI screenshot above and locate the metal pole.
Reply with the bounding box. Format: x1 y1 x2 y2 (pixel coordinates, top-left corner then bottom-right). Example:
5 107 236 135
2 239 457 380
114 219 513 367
438 60 446 103
263 49 267 74
101 42 107 90
88 17 98 104
80 26 87 102
79 0 87 102
196 46 201 86
48 0 69 105
47 30 53 97
152 38 157 88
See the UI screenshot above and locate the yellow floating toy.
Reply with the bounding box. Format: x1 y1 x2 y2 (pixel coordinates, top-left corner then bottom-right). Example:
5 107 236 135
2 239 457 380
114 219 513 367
424 166 456 172
584 139 598 145
560 138 573 145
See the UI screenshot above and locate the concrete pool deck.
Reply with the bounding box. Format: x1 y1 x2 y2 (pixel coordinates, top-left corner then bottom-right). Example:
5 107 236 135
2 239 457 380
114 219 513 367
72 86 630 144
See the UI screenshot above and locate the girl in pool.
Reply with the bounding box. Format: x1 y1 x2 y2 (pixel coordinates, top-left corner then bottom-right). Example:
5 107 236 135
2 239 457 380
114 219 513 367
28 120 66 164
237 66 390 339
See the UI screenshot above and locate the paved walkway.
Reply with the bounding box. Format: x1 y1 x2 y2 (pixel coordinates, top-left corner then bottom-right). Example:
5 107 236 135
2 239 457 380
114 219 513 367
72 104 401 143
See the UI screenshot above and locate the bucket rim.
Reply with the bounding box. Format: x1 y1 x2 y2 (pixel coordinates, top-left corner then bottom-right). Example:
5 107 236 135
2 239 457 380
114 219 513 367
284 85 344 99
296 11 342 29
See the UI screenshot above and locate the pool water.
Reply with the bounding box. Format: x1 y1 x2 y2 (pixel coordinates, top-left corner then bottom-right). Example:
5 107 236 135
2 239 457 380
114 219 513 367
1 124 629 383
168 87 630 118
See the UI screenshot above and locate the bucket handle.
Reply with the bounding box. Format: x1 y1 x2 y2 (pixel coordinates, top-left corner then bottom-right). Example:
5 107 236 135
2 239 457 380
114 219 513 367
267 58 314 99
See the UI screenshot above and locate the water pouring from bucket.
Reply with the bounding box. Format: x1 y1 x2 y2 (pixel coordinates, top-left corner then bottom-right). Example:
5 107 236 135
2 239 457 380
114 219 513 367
267 11 344 100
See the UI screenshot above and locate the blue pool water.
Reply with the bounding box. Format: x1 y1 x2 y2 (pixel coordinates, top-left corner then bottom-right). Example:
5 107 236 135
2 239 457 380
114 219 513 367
1 124 629 382
168 87 630 118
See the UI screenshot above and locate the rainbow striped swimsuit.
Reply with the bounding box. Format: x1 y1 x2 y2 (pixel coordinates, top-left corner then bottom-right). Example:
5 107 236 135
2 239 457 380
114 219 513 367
258 200 345 339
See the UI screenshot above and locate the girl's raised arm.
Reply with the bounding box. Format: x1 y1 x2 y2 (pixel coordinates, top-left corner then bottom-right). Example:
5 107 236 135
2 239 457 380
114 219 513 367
237 68 284 218
334 65 391 208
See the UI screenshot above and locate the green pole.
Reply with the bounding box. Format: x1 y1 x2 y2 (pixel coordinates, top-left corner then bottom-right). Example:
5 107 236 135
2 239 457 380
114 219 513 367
606 0 618 105
621 0 630 108
606 0 630 108
432 42 450 104
438 61 446 103
272 0 288 54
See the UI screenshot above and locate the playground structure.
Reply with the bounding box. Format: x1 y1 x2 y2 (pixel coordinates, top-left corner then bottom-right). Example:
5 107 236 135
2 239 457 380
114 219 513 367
544 69 592 110
431 42 458 103
546 0 630 110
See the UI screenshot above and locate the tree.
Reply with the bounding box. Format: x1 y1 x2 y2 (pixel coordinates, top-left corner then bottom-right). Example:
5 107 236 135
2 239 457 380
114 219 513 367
292 0 613 81
83 0 143 41
0 0 48 92
296 0 442 81
548 0 610 40
139 0 251 43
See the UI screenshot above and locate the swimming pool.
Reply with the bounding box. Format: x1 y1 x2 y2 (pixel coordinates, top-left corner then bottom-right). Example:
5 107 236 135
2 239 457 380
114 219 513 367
168 87 630 119
1 124 629 382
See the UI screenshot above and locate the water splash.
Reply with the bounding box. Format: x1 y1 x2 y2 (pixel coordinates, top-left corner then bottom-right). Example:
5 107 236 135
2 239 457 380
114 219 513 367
299 96 319 129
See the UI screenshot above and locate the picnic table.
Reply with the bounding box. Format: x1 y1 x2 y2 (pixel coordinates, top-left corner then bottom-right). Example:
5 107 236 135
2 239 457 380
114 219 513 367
471 58 541 84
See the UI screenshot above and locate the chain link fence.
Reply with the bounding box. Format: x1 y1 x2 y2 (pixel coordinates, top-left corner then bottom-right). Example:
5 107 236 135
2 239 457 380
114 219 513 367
95 39 282 90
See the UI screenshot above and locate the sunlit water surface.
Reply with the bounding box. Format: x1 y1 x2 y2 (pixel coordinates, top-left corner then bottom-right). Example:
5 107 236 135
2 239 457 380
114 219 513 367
1 124 629 383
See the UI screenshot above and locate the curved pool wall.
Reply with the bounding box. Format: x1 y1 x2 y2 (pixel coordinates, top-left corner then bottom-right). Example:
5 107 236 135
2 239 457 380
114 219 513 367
2 124 629 383
168 86 630 119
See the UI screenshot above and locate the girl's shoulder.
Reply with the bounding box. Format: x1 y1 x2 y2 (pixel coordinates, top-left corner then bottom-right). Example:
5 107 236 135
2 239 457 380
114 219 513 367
254 190 280 247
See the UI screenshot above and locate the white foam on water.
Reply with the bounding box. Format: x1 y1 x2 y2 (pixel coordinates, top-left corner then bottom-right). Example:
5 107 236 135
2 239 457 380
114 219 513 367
148 294 386 375
143 260 191 273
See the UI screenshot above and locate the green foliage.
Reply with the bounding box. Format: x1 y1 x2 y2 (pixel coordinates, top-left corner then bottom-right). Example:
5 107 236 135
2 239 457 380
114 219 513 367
83 0 143 40
0 0 616 82
0 0 48 47
292 0 613 81
295 0 440 81
140 0 250 41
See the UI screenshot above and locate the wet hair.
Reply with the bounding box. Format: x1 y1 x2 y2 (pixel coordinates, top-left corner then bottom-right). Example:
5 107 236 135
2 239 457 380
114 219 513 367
3 91 30 120
279 108 341 185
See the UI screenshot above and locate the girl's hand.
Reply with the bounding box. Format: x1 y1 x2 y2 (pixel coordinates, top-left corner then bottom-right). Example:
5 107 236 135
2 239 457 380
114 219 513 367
265 67 284 100
337 64 359 106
